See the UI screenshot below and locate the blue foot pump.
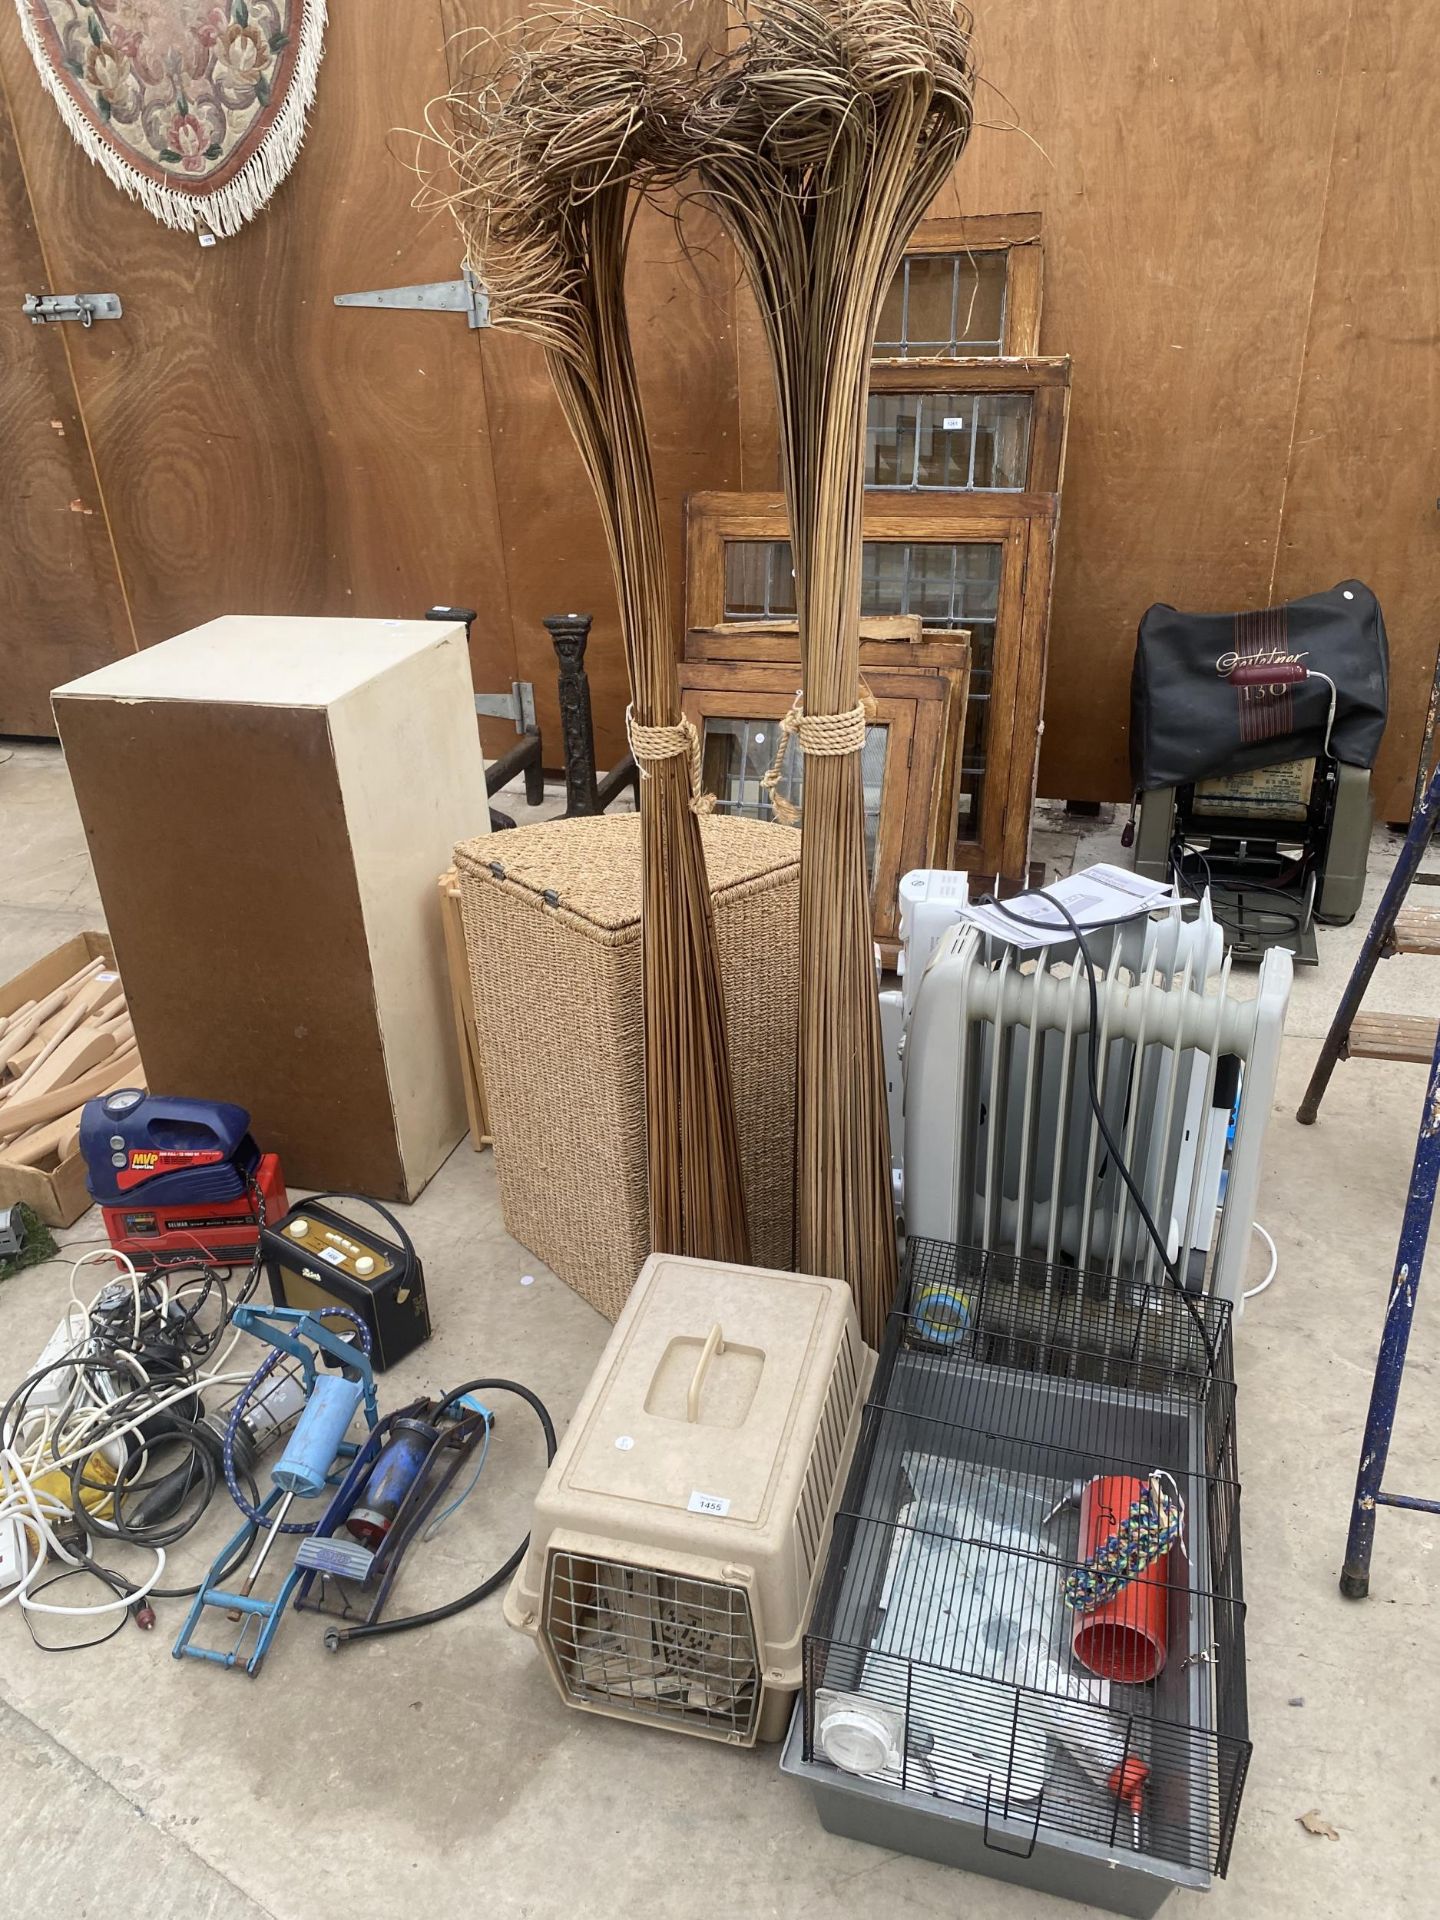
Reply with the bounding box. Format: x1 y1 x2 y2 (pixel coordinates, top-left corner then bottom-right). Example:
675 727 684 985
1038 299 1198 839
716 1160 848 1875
172 1305 378 1675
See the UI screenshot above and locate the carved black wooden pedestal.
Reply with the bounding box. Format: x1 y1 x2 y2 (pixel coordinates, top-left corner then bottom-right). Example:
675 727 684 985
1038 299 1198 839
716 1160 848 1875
545 613 640 818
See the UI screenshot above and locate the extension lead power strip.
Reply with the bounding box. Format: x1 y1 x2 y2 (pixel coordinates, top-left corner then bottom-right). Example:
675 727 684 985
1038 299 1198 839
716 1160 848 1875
0 1312 89 1588
26 1308 89 1412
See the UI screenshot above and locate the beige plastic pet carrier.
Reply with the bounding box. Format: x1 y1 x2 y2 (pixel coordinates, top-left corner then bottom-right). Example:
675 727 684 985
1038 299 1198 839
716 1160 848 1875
505 1253 876 1745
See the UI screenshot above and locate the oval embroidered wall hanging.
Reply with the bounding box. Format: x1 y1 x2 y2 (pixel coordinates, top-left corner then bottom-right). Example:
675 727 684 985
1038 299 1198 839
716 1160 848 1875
13 0 327 237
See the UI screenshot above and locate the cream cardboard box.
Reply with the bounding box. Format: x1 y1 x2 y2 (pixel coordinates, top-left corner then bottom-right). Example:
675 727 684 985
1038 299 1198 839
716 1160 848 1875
53 616 489 1201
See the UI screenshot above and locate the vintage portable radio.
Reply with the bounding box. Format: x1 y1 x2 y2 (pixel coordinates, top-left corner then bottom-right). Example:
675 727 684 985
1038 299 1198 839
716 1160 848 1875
259 1197 430 1371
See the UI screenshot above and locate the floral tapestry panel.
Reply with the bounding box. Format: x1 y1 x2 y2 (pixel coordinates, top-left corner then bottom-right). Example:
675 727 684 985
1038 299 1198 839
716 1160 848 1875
14 0 327 236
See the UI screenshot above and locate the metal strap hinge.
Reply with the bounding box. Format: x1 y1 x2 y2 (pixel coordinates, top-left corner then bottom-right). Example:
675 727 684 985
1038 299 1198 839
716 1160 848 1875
333 268 490 329
475 682 538 735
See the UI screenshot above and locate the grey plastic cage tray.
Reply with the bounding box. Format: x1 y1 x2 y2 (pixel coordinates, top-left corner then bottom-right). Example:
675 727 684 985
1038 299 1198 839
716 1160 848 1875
782 1324 1241 1919
782 1698 1203 1919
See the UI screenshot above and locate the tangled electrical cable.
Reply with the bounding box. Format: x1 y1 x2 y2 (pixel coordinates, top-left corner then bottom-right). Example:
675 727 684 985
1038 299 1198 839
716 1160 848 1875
1172 838 1306 941
0 1245 265 1638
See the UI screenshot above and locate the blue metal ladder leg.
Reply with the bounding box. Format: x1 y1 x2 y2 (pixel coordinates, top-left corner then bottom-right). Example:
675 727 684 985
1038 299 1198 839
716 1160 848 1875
1339 1020 1440 1597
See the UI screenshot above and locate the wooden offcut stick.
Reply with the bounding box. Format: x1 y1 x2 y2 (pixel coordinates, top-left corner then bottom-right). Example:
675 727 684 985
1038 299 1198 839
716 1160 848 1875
0 959 105 1075
0 1046 140 1141
14 1028 115 1103
4 1062 145 1167
0 999 36 1047
5 1106 85 1167
5 976 115 1095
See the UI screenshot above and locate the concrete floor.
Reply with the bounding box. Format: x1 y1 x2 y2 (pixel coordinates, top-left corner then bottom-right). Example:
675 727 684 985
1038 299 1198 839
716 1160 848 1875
1 738 1436 1920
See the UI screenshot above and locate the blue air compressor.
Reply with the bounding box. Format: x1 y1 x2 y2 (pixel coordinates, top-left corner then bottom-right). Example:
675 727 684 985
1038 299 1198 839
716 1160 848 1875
79 1090 287 1266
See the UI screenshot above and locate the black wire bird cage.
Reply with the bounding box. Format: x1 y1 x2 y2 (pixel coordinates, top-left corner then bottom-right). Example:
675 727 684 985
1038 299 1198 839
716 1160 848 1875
788 1241 1249 1919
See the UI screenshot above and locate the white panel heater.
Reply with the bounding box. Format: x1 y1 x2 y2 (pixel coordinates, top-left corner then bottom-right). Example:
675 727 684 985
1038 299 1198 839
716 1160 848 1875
902 897 1291 1310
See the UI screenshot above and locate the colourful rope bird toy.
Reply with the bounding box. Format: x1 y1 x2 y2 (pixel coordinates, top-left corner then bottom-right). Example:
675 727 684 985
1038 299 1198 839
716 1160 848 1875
1063 1472 1184 1614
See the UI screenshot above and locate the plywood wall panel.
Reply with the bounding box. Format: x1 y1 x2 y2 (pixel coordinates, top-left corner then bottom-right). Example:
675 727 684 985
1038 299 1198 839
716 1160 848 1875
6 0 1432 806
921 0 1353 801
0 78 133 731
1272 6 1440 819
0 0 519 722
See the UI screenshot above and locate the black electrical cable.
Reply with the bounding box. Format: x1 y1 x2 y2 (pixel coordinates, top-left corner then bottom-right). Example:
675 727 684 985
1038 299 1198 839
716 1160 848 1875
323 1378 558 1649
978 889 1220 1373
66 1424 262 1598
152 1267 239 1360
69 1419 217 1549
20 1564 131 1653
1172 841 1304 938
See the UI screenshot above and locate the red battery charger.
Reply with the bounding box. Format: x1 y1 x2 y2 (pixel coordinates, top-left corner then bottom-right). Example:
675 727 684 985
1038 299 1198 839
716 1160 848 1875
79 1089 288 1268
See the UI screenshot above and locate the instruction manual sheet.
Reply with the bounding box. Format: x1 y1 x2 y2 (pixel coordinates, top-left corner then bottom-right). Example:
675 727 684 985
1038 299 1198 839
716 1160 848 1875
959 864 1176 949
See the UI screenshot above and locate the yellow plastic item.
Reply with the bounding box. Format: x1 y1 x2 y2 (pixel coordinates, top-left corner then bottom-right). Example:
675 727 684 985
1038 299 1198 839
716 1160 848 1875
22 1448 117 1549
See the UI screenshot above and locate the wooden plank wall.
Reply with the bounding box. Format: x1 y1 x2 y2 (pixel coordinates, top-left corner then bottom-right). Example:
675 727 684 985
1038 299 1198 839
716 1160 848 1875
0 74 134 727
941 0 1351 804
0 0 522 741
2 0 1433 818
1269 5 1440 815
943 0 1435 818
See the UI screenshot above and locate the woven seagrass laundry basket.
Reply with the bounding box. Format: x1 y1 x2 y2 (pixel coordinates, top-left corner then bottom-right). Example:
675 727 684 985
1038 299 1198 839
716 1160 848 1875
453 814 799 1318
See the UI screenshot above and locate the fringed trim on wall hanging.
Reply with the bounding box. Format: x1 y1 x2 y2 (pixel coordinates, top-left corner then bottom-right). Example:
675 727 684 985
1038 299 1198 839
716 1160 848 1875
12 0 327 238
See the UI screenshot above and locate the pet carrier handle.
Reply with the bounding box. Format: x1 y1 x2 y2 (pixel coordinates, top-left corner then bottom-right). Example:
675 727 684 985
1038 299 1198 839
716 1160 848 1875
1225 661 1308 686
982 1776 1045 1860
686 1323 726 1422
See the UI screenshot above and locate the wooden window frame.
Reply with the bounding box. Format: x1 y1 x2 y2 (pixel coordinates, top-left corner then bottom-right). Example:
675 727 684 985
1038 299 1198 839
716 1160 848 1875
877 212 1044 359
677 662 962 961
684 491 1058 884
866 356 1072 495
684 616 970 674
685 623 972 931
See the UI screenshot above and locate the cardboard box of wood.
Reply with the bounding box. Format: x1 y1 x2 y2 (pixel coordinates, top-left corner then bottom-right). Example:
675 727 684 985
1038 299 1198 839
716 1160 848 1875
0 932 144 1227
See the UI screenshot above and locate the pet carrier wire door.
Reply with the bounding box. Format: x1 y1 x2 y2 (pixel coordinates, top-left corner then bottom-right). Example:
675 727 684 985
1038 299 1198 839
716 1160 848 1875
784 1242 1249 1919
505 1254 875 1744
902 902 1291 1307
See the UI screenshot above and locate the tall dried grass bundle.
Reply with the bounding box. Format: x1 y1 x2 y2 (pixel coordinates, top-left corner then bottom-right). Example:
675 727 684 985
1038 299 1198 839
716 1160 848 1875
429 11 752 1265
681 0 976 1341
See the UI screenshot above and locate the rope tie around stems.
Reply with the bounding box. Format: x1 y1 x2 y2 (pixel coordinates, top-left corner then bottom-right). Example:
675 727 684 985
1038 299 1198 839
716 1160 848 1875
624 706 716 814
759 690 873 827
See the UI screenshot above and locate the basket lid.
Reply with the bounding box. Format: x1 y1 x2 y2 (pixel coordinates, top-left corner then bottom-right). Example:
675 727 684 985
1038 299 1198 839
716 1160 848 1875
453 813 798 933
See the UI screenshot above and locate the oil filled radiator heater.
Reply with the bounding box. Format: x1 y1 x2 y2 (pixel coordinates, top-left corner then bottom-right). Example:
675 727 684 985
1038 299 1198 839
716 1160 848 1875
896 885 1292 1310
